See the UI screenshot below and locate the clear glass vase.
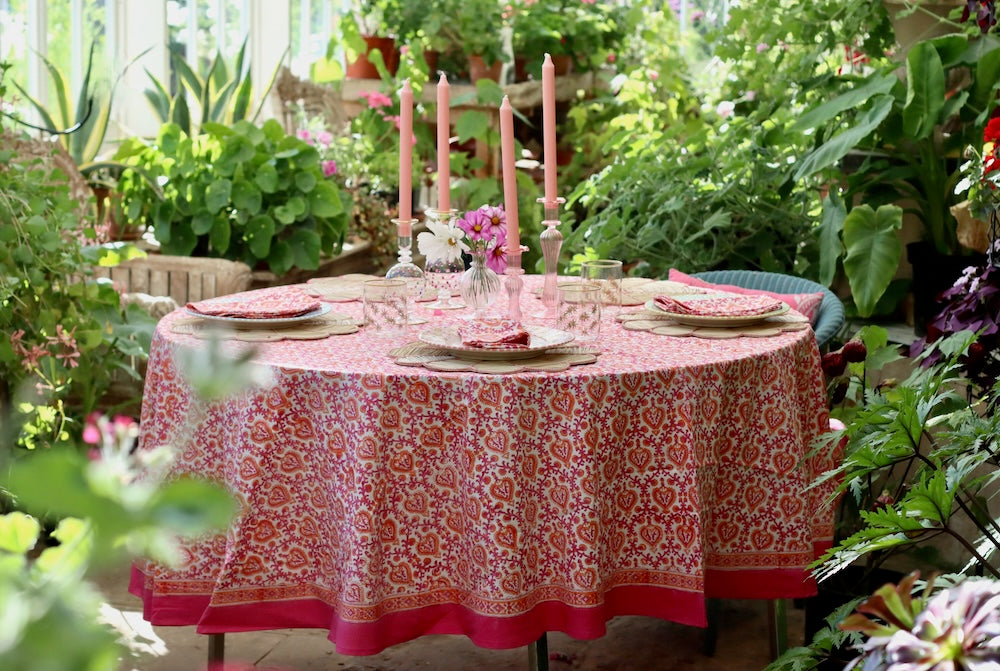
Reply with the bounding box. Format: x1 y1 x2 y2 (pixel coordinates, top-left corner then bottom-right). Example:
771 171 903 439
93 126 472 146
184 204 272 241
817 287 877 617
459 251 501 320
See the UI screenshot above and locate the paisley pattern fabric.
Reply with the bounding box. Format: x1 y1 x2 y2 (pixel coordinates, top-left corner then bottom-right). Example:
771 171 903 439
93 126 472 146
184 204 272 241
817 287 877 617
130 278 837 656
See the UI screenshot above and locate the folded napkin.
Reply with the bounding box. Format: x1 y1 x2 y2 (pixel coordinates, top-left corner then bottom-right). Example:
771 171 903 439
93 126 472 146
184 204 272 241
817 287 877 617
653 293 784 317
458 319 531 349
187 290 321 319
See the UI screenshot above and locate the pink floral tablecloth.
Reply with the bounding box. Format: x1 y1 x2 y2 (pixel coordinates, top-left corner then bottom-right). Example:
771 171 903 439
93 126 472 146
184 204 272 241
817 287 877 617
130 278 837 656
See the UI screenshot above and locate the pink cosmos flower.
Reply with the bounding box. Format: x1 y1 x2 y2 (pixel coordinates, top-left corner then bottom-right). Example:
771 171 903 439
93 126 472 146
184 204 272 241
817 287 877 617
486 231 509 274
457 209 491 242
479 205 506 239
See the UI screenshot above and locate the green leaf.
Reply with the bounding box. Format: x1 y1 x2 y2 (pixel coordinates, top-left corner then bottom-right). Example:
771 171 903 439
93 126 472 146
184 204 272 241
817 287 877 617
149 477 236 536
232 181 262 214
791 73 897 132
274 204 297 225
267 239 294 275
842 204 903 317
191 211 215 235
209 217 231 254
310 181 343 218
205 179 233 214
0 512 41 555
454 110 491 143
819 192 846 286
289 229 322 270
245 214 275 258
295 171 317 193
903 41 945 141
793 95 894 182
255 163 279 193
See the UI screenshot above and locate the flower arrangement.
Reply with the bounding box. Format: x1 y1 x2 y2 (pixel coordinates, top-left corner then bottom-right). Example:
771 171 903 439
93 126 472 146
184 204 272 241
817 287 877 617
955 117 1000 219
417 204 510 273
456 204 509 274
840 572 1000 670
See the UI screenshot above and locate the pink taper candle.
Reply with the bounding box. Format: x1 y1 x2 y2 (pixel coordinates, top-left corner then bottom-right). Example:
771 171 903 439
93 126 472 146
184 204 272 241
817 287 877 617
398 80 413 234
436 73 451 211
499 96 520 254
542 53 557 206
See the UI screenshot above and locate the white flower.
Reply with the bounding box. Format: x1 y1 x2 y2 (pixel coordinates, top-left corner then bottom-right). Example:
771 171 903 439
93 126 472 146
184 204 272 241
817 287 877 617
417 220 469 263
716 100 736 119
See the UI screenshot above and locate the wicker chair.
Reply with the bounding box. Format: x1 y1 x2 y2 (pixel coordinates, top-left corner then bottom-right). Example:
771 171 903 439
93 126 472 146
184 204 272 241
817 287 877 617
692 270 845 347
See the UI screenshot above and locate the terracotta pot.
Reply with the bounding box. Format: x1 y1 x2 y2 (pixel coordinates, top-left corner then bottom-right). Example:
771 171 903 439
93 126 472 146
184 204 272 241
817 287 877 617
346 35 399 79
550 53 573 76
950 199 993 253
468 54 503 82
514 54 572 80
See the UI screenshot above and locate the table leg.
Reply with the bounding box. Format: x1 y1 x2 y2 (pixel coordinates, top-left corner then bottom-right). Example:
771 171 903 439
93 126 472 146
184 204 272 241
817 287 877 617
207 633 225 670
528 632 549 671
768 599 788 660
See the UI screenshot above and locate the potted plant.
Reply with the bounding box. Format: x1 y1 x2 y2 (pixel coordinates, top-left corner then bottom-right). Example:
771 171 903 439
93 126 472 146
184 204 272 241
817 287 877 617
431 0 507 81
342 0 404 78
115 119 352 276
766 326 1000 669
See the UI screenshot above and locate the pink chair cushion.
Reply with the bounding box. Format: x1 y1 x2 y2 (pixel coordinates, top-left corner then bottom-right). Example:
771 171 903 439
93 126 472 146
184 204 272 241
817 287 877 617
668 269 825 323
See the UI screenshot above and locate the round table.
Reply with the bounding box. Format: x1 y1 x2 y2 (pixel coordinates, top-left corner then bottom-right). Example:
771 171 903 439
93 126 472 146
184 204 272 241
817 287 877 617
130 278 836 656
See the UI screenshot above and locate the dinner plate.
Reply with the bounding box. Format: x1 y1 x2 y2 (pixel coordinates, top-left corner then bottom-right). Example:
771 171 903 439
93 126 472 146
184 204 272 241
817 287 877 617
643 297 789 327
418 325 575 360
184 302 332 327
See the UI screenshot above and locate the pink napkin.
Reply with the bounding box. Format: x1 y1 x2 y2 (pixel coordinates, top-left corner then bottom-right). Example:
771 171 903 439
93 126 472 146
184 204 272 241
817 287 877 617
187 290 321 319
459 319 531 349
653 294 784 317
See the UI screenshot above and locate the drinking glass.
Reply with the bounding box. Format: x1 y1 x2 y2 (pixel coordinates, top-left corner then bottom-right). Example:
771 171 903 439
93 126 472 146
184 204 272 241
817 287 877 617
580 259 623 316
556 282 602 343
363 279 409 338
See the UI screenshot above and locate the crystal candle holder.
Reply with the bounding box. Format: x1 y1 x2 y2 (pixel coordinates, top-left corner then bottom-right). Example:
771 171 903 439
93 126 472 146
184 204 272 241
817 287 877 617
504 251 526 322
536 197 566 319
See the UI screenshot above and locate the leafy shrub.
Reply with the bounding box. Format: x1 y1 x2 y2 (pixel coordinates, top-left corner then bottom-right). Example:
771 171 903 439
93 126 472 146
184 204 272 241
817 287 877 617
116 119 351 275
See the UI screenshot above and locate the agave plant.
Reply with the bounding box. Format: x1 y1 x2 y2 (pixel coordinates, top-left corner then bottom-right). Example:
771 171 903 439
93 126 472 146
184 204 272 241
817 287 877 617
10 42 146 172
142 37 286 138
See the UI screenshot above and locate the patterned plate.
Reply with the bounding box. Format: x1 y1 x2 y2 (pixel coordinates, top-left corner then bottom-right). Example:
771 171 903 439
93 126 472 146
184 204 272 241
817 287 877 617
184 303 332 327
643 297 789 327
418 325 575 360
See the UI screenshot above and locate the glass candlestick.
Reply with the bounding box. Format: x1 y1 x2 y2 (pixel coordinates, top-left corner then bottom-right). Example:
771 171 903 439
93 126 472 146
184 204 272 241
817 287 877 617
385 218 426 323
504 250 526 322
537 198 565 319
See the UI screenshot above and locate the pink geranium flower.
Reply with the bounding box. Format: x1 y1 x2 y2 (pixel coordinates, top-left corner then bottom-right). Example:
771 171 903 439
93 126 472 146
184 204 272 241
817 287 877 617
360 91 393 109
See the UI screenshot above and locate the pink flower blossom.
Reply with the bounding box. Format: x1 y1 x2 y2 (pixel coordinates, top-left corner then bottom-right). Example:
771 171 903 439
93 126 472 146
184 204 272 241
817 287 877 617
716 101 735 118
360 91 393 109
316 130 333 147
322 160 338 177
756 42 769 53
486 234 508 274
607 53 616 63
297 129 311 142
691 9 704 20
83 412 103 445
